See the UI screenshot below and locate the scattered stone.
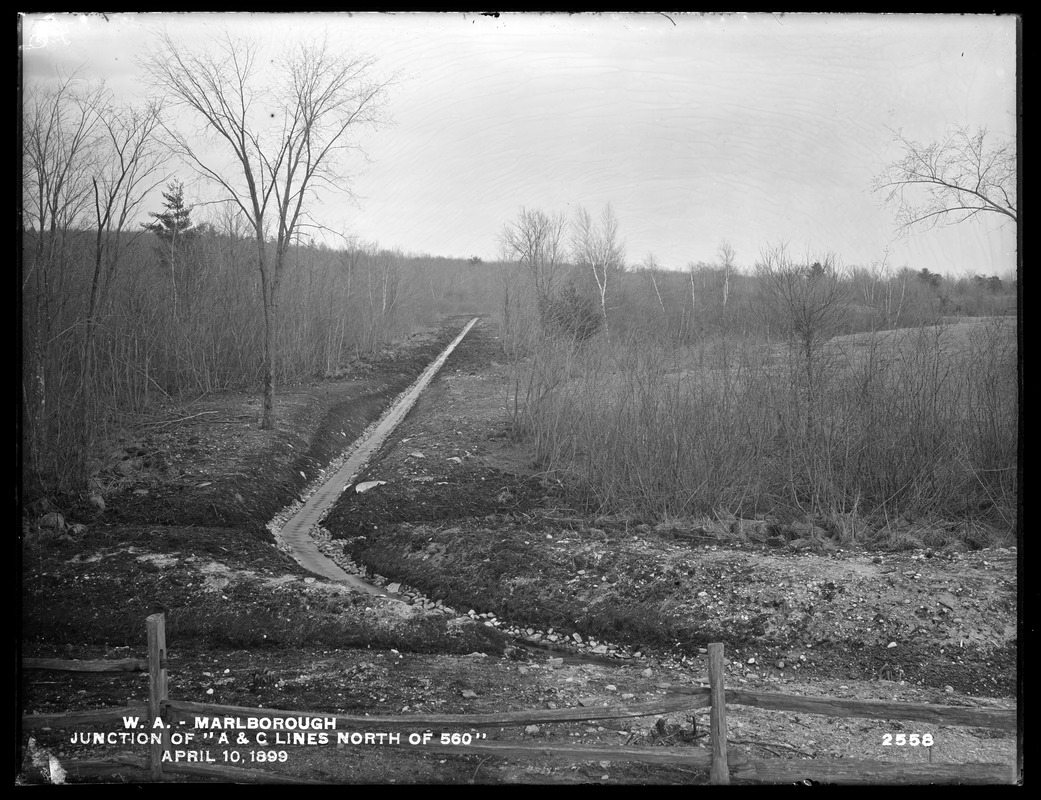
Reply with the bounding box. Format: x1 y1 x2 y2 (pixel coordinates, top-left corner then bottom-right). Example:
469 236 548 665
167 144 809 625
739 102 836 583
355 480 387 493
577 697 598 707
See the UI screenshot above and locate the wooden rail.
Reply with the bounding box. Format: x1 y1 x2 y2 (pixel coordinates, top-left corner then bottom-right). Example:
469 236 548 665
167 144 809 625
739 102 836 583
20 616 1018 784
164 695 708 730
662 685 1017 732
23 657 157 672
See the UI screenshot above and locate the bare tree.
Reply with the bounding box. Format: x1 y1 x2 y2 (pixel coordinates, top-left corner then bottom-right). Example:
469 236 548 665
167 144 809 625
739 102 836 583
755 243 850 435
498 207 569 322
718 240 736 324
717 240 736 373
23 72 104 480
756 244 849 361
572 203 625 337
143 31 389 429
360 242 400 352
22 72 164 485
873 126 1017 231
641 253 667 316
83 98 166 411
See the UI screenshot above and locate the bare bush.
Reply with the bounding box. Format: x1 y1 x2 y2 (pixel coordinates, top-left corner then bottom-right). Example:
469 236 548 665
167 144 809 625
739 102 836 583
513 304 1016 541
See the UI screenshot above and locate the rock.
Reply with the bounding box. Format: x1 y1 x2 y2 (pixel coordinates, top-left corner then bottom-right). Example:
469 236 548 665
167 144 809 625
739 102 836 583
39 513 66 531
524 725 540 735
355 481 387 493
461 690 478 699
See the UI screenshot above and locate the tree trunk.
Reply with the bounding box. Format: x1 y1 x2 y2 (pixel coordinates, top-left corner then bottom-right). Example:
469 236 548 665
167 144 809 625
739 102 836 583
258 238 277 430
261 301 276 430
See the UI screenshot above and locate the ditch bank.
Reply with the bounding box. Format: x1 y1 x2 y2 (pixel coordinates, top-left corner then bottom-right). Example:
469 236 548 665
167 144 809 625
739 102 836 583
268 317 478 590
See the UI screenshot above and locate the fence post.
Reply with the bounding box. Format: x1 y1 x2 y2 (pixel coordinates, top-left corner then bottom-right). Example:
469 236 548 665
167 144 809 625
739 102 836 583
708 642 730 785
147 613 169 781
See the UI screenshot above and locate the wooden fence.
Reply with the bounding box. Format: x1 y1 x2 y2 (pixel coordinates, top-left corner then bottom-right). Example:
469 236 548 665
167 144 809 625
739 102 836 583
21 614 1018 784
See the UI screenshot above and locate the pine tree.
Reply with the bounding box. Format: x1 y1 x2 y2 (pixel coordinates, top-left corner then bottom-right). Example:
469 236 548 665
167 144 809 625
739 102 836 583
143 180 198 320
142 180 196 249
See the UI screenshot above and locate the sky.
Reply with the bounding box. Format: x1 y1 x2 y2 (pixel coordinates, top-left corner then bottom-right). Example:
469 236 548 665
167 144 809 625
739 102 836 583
21 12 1019 276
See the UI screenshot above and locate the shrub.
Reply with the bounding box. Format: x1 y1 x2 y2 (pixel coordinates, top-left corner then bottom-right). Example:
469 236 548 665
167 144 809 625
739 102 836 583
541 282 602 342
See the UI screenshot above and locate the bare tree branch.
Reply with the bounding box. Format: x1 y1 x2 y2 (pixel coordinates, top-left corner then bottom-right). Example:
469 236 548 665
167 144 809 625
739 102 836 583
873 126 1017 233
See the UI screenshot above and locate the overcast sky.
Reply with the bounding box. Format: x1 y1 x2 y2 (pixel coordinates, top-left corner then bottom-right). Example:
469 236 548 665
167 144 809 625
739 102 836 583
21 12 1018 276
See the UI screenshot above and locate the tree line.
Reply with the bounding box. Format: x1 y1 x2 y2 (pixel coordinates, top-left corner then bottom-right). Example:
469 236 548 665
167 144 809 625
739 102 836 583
495 203 1015 357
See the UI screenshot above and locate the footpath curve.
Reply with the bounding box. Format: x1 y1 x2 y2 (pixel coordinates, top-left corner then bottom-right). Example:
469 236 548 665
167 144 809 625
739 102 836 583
270 317 480 595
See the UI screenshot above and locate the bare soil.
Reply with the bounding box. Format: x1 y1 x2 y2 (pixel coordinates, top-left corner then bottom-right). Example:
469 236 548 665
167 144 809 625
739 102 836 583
19 316 1020 785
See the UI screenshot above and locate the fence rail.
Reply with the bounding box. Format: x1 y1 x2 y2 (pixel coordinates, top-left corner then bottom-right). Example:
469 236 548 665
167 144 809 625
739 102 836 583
20 614 1017 784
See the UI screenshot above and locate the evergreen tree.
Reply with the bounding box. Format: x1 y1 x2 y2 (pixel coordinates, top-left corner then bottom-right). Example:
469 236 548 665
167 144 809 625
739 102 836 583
143 180 196 249
143 180 198 318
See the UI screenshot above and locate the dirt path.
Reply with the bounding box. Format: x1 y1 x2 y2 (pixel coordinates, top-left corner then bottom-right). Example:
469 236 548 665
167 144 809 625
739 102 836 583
270 318 478 591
